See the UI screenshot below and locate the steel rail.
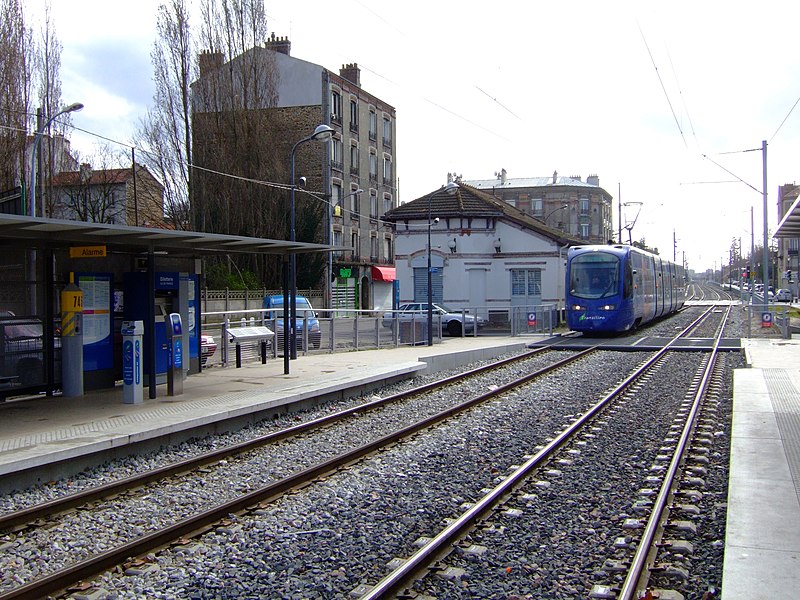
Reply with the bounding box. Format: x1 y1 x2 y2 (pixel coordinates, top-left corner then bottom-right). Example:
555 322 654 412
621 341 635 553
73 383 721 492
359 306 719 599
616 305 731 600
0 345 564 532
0 347 596 600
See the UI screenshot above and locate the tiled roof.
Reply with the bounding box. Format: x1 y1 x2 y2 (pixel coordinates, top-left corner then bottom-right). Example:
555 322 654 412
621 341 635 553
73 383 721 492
384 183 583 245
52 168 132 187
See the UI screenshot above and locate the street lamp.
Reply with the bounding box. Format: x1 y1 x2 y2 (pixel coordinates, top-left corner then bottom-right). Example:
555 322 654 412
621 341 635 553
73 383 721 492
328 187 362 311
289 124 333 360
29 102 83 217
543 203 569 227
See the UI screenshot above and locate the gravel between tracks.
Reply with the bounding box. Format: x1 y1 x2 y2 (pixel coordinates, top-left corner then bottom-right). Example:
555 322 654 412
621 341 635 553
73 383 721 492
0 304 749 598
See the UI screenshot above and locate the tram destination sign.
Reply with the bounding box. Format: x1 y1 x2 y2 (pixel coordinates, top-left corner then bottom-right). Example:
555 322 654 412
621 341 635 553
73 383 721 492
69 245 107 258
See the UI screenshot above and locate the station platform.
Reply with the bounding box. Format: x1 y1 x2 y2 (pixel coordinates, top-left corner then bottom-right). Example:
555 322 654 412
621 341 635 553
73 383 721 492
0 332 798 598
724 337 800 598
0 336 530 491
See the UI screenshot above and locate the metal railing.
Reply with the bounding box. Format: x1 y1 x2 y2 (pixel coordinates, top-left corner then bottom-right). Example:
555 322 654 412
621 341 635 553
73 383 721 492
200 303 559 369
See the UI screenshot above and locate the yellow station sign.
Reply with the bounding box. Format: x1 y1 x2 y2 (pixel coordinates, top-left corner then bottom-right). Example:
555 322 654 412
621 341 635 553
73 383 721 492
69 245 107 258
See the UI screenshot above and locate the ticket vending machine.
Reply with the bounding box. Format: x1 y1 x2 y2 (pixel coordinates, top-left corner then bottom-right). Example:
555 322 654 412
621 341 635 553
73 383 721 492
123 272 197 385
121 320 144 404
166 313 183 396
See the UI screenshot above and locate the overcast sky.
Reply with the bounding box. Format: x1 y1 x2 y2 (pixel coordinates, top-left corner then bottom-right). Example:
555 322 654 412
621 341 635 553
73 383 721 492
39 0 800 274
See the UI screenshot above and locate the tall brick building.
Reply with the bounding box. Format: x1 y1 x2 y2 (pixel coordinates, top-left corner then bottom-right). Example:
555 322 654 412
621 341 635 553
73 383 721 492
191 35 397 311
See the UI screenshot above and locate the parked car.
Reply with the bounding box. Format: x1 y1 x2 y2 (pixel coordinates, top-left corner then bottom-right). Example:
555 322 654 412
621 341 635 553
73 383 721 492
0 311 47 386
774 289 793 302
262 295 321 350
382 303 487 337
201 334 217 366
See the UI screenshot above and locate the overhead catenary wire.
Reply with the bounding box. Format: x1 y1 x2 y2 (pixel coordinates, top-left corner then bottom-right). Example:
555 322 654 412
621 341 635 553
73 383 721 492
637 20 687 148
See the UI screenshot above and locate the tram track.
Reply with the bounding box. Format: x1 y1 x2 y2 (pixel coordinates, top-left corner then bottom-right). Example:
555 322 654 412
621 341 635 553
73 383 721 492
0 306 736 599
0 344 600 599
356 308 731 599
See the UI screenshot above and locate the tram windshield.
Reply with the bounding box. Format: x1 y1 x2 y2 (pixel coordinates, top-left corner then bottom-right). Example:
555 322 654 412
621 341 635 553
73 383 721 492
569 252 620 299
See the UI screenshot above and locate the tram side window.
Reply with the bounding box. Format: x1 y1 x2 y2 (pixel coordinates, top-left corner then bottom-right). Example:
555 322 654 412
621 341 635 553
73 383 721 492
624 261 633 298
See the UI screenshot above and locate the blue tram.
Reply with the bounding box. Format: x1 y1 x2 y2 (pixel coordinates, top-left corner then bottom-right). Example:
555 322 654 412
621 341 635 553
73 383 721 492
565 244 686 333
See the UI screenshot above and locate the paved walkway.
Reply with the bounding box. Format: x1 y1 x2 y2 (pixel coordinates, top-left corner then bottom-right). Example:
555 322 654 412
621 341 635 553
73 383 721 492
723 337 800 598
0 336 530 481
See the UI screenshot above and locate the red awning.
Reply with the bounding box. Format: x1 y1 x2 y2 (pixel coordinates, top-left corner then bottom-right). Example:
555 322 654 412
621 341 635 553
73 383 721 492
371 266 396 282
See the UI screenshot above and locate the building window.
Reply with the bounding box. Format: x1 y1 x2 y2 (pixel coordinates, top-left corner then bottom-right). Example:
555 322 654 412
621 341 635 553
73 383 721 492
332 183 343 217
349 99 358 132
384 237 393 262
382 195 392 216
331 90 342 124
383 156 392 185
350 188 360 216
369 151 378 183
370 192 378 218
351 231 359 258
511 269 542 297
581 223 590 238
370 235 378 261
333 229 343 259
580 197 590 215
382 116 392 148
532 198 542 215
331 138 343 171
349 145 359 175
369 110 377 141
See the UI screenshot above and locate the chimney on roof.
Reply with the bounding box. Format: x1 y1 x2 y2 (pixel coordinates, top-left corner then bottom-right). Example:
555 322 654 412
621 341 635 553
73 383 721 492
79 163 92 183
198 50 224 76
265 32 291 55
587 174 600 186
570 175 582 182
340 63 360 87
552 170 558 184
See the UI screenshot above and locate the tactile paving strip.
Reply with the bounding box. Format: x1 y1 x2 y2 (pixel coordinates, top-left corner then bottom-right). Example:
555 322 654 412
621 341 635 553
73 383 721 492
765 369 800 500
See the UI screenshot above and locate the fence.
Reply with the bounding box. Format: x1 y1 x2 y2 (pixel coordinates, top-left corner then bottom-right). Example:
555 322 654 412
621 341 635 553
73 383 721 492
745 303 793 339
200 302 558 369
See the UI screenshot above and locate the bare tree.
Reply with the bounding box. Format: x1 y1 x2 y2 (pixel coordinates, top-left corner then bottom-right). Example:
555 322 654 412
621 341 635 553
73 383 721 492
192 0 288 286
52 144 129 223
133 0 193 230
34 2 73 217
0 0 32 192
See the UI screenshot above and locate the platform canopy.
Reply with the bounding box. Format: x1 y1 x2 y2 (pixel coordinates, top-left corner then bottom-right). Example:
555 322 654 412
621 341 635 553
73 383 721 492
0 214 335 256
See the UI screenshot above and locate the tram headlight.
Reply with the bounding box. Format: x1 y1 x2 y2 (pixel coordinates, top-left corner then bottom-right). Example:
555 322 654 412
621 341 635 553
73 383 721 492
598 304 616 311
570 304 585 311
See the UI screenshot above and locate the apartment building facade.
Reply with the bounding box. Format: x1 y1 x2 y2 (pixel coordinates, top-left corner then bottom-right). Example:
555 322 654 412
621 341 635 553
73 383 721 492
463 169 613 244
192 35 397 311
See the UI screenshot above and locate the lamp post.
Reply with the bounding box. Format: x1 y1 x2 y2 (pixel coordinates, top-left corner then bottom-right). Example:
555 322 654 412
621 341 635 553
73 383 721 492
289 124 333 360
29 102 83 217
328 187 362 311
543 203 569 227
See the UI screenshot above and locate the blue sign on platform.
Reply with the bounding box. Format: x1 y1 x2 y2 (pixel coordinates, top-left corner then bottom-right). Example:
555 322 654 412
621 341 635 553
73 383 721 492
123 340 133 385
